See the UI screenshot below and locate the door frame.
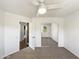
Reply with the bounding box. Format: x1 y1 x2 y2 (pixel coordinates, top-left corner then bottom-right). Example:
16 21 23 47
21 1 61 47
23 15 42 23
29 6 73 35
19 22 29 50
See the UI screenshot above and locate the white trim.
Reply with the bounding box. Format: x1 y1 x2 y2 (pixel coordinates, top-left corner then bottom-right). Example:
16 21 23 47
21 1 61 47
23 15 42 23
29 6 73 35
64 46 79 58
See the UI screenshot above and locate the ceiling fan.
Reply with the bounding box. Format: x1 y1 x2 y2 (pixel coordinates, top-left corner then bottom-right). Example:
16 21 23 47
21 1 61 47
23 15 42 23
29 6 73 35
32 0 60 15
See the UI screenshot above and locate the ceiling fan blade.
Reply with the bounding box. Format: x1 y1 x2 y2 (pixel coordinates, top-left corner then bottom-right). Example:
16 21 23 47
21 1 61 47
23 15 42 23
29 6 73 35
39 0 45 3
32 0 39 6
47 4 61 9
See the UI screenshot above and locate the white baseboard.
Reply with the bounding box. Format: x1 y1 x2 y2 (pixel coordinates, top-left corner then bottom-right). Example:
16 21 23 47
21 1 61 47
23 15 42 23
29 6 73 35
0 55 6 59
64 46 79 58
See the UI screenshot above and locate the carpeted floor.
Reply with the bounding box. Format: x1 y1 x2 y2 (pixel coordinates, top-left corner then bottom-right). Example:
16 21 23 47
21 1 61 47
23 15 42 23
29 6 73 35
4 37 79 59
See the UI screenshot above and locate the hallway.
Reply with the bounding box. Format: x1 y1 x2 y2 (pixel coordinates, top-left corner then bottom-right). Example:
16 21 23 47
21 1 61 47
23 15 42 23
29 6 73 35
4 38 79 59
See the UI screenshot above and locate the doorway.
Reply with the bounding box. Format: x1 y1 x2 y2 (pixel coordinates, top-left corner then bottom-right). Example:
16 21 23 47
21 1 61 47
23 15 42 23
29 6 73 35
20 22 29 50
41 23 52 47
41 23 59 47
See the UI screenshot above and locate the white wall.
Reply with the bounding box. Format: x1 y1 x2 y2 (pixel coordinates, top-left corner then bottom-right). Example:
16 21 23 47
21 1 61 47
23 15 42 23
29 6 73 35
51 23 58 42
0 10 5 58
32 17 64 47
4 12 27 56
41 24 51 37
4 12 36 56
0 10 38 57
64 11 79 57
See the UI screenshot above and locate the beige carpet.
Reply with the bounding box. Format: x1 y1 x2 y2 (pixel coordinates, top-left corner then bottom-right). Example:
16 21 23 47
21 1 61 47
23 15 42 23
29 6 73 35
4 37 79 59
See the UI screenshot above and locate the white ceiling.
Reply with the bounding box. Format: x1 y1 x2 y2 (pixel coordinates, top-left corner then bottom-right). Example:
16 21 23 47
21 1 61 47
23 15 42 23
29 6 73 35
0 0 79 17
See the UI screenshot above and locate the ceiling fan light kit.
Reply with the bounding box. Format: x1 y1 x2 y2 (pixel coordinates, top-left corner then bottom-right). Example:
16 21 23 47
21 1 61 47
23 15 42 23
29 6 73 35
38 7 47 14
38 4 47 14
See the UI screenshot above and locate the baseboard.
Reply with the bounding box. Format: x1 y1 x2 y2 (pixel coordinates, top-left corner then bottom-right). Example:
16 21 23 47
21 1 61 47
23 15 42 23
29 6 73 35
64 46 79 58
0 55 6 59
58 43 64 47
0 57 3 59
29 47 35 50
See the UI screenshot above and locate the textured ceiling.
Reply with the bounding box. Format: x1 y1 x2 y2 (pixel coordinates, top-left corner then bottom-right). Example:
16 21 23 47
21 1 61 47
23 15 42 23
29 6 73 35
0 0 79 18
